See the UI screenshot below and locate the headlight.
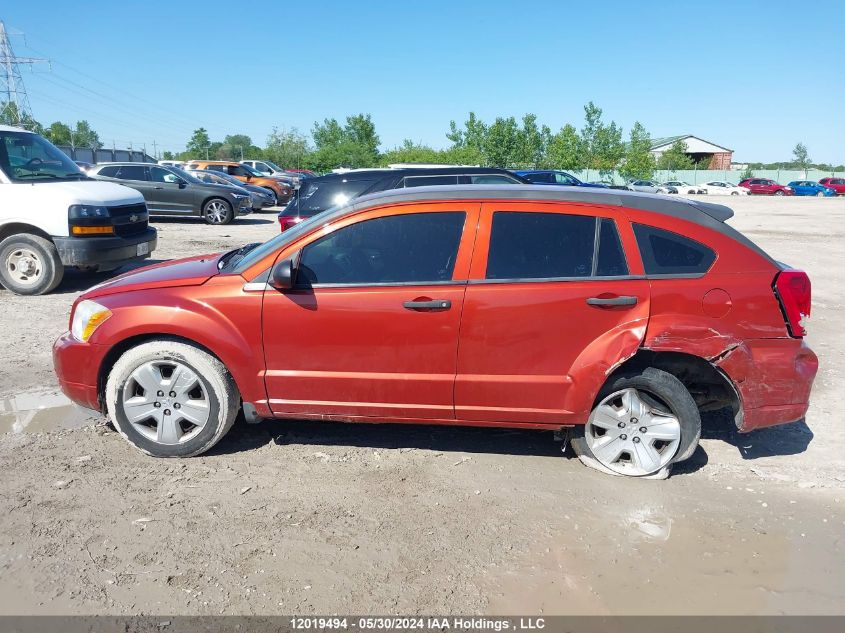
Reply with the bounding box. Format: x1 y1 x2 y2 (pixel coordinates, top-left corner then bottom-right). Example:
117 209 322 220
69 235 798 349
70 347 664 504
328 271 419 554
71 300 112 342
69 205 110 219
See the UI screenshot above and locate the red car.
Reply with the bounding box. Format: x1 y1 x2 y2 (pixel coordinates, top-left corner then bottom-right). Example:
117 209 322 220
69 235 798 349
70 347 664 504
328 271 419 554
738 178 794 196
53 186 817 478
818 177 845 195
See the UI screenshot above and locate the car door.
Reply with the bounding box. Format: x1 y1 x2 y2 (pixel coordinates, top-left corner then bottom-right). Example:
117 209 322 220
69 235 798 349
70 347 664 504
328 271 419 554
454 202 650 424
261 202 480 420
148 166 195 215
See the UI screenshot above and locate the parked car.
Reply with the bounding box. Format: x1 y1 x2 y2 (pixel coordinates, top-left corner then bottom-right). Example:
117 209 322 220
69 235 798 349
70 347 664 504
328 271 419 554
699 181 749 195
514 170 608 188
626 180 675 194
278 167 528 231
661 181 706 195
818 177 845 195
0 125 156 295
738 178 794 196
188 169 275 211
53 185 817 478
241 160 301 187
89 163 251 225
787 180 836 197
184 160 293 206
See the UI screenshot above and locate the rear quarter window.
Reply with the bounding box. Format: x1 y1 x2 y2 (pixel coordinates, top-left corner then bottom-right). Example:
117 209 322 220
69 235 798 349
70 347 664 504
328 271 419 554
633 224 716 275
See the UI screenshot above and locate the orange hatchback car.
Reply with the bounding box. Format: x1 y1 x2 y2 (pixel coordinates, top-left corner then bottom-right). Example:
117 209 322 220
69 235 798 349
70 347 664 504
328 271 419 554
53 186 817 477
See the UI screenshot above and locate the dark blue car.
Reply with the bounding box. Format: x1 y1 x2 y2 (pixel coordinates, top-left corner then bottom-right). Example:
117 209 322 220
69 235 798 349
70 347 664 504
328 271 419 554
787 180 836 197
513 170 608 188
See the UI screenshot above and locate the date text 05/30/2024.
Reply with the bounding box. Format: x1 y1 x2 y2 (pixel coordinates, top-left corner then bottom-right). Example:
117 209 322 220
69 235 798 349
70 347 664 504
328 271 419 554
289 618 546 631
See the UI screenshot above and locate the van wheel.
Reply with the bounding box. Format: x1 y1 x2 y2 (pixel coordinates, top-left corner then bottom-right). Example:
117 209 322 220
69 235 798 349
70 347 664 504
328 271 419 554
106 340 239 457
572 367 700 477
203 199 234 225
0 234 64 295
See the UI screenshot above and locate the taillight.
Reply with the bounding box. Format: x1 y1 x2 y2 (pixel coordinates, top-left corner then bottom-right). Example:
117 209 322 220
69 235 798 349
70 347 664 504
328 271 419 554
278 215 302 232
774 269 811 337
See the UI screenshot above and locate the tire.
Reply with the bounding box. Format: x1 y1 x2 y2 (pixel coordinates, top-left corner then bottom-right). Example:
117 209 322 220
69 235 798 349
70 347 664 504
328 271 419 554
203 198 234 225
0 233 64 295
774 190 785 196
816 192 825 197
572 367 701 477
105 340 240 457
731 191 739 195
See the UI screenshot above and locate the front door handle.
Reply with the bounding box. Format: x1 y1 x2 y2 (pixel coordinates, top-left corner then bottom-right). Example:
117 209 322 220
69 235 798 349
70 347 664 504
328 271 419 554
586 296 638 307
153 186 164 190
403 299 451 311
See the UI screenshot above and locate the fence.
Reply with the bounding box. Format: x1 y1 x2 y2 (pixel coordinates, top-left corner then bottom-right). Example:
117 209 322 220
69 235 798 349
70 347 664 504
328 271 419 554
56 145 156 164
567 168 845 186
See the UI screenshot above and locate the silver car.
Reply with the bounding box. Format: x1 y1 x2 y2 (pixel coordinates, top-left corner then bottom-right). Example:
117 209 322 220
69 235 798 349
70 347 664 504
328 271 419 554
627 179 675 194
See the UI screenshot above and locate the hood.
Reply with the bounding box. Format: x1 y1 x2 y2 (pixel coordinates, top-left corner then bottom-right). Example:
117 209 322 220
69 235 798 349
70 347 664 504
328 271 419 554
17 179 143 207
81 254 222 299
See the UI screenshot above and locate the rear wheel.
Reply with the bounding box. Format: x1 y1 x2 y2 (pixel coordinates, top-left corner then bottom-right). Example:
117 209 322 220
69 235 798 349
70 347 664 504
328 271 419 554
816 191 825 197
0 233 64 295
572 367 700 477
106 340 239 457
775 190 785 196
203 198 234 225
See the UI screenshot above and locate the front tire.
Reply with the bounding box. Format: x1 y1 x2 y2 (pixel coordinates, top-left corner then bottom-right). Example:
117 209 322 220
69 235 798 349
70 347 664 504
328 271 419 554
0 234 64 295
816 191 825 197
203 198 234 225
572 367 701 477
106 340 239 457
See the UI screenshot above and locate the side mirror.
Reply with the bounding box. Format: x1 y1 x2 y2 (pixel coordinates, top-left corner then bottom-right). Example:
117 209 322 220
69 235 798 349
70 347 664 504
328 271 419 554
245 173 252 181
177 179 188 188
269 257 296 290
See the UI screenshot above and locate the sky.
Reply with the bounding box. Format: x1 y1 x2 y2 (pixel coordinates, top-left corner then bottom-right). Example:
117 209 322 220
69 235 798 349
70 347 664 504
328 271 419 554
3 0 843 163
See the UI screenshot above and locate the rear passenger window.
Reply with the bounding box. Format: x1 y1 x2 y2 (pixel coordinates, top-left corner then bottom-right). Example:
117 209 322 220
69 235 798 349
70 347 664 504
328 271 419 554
486 212 596 280
403 175 459 187
633 224 716 275
595 219 628 276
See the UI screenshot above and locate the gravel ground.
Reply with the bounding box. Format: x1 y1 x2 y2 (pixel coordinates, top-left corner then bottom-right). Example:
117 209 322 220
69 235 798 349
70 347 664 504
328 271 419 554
0 197 843 615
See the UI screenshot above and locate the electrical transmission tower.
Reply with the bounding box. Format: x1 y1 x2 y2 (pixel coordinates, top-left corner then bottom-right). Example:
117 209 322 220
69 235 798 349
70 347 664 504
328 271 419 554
0 20 48 128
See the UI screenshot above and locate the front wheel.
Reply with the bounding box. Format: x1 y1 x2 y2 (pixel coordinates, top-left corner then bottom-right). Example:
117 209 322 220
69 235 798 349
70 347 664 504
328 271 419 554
106 340 240 457
203 198 234 225
0 233 64 295
572 367 701 477
816 191 825 197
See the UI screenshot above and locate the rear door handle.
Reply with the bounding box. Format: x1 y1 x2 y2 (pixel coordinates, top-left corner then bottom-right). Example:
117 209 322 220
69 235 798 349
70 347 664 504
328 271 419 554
403 299 452 311
586 296 638 307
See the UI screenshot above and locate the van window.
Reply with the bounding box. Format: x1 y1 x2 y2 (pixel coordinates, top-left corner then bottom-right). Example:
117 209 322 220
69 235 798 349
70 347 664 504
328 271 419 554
633 224 716 275
486 212 596 280
298 212 466 285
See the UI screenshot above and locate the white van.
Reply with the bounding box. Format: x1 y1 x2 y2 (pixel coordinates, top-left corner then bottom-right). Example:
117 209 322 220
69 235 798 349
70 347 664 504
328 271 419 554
0 125 157 295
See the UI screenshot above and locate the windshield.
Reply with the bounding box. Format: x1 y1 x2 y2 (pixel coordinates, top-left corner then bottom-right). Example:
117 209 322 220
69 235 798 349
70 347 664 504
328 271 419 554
263 161 284 172
0 130 86 182
240 163 262 177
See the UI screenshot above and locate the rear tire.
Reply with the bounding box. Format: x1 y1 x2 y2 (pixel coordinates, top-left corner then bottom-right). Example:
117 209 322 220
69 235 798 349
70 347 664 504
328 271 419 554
816 191 825 197
572 367 701 477
106 340 239 457
775 190 785 196
0 233 64 295
203 198 234 225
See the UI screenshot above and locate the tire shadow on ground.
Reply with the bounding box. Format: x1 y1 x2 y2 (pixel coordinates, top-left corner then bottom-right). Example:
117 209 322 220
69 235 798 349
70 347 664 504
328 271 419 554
700 407 814 459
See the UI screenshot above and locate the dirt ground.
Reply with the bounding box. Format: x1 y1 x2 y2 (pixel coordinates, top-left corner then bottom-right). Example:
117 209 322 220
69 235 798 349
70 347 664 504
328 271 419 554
1 197 843 615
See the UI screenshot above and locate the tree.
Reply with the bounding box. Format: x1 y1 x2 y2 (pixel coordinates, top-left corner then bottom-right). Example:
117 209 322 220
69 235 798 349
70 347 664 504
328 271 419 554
619 121 655 181
446 112 486 165
186 127 211 158
579 102 624 176
220 133 255 161
740 166 754 180
266 127 312 169
162 150 175 160
546 124 582 170
73 120 102 149
512 114 550 169
793 142 811 175
0 102 43 133
310 114 381 171
482 116 521 167
656 139 694 171
380 139 448 166
44 121 73 146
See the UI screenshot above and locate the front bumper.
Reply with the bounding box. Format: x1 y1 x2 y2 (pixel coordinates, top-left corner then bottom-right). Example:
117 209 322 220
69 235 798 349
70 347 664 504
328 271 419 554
716 338 818 432
53 228 157 271
52 332 109 411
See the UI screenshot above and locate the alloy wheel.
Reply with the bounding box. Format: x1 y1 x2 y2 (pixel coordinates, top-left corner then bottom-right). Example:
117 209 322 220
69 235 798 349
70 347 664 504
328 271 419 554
585 388 681 476
206 200 229 224
120 360 210 445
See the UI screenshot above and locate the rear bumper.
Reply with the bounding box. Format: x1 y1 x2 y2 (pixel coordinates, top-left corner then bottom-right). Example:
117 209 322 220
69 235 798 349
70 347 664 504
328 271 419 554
716 338 818 432
54 228 157 270
52 332 108 411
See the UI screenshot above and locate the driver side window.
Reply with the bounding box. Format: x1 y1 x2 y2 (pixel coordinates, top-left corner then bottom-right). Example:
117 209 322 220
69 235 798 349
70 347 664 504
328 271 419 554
297 212 466 286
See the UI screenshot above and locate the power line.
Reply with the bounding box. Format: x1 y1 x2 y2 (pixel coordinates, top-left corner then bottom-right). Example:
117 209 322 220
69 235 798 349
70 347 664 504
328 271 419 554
0 20 48 126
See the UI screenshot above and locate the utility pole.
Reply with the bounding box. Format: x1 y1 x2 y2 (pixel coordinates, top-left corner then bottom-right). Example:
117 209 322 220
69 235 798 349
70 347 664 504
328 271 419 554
0 21 48 127
152 140 158 160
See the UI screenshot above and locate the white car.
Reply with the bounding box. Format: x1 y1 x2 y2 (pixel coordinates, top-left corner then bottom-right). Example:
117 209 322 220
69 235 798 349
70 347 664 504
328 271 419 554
0 125 156 295
700 181 750 196
661 180 706 195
